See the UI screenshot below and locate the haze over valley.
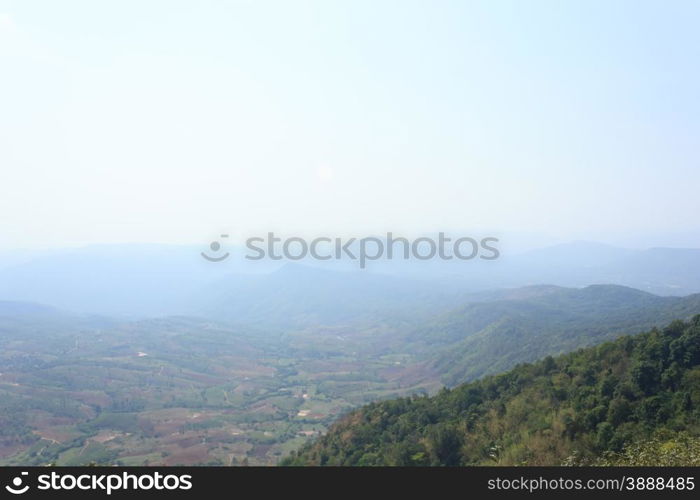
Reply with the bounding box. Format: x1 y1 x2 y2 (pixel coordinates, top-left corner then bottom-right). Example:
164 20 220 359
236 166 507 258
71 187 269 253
1 241 700 465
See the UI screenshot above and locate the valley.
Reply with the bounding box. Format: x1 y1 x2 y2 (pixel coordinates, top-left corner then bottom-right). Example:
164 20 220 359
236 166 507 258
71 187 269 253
2 277 700 466
0 314 435 466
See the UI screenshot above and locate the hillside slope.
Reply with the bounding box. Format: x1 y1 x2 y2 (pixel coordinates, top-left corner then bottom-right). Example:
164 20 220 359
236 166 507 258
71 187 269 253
284 316 700 465
408 285 700 385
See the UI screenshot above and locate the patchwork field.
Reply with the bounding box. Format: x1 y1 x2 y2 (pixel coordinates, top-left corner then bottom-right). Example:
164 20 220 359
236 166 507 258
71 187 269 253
0 315 437 465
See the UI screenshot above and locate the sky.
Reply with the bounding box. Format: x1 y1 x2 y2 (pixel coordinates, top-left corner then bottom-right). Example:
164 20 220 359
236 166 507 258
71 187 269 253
1 0 699 250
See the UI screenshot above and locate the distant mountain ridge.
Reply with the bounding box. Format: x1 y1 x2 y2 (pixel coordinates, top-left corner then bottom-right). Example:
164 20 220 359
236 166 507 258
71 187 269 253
403 284 700 385
1 242 700 317
447 243 700 296
192 263 471 327
0 300 60 316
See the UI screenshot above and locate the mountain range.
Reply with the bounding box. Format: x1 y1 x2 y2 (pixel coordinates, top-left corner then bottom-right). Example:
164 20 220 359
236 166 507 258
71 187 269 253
1 241 700 320
404 284 700 385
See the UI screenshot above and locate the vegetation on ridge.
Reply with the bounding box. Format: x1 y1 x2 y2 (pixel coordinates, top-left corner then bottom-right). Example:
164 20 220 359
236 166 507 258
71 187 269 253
284 317 700 465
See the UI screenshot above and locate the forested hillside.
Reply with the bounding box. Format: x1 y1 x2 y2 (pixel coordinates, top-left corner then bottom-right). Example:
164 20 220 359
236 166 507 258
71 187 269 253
284 317 700 465
411 285 700 385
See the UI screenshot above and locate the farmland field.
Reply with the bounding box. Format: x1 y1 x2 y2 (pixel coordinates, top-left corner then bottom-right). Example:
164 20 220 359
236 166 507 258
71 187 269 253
0 315 437 465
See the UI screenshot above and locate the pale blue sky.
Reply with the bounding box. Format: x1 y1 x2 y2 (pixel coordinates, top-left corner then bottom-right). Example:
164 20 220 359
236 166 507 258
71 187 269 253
1 1 699 249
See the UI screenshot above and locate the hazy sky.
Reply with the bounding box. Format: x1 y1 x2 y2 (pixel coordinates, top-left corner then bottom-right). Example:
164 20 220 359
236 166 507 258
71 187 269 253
1 0 699 249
